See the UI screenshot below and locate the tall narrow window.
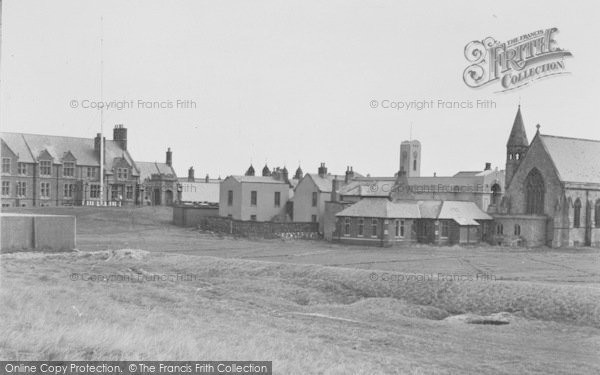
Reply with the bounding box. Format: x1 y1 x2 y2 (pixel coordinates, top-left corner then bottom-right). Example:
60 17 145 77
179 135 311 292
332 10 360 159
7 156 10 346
18 163 27 175
574 198 582 228
90 184 100 198
595 200 600 228
413 159 417 171
126 185 133 199
400 220 405 237
227 190 233 206
491 183 501 205
274 191 281 207
1 181 10 196
63 162 75 177
358 218 364 236
40 182 50 198
16 182 26 197
395 220 400 237
525 168 545 215
250 191 257 206
371 218 378 237
64 184 74 198
344 218 350 235
440 221 449 238
2 158 10 174
496 223 503 235
40 161 52 176
514 224 521 236
311 215 317 223
312 191 318 207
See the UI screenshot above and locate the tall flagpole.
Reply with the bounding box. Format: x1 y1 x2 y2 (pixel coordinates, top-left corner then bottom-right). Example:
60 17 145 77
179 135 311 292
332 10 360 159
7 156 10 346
99 16 104 206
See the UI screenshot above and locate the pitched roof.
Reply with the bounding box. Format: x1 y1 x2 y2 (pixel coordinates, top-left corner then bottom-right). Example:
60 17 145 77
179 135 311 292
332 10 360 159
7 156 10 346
336 198 421 218
507 105 529 147
307 173 344 192
539 134 600 185
1 132 137 171
136 161 176 181
336 199 491 225
229 175 288 184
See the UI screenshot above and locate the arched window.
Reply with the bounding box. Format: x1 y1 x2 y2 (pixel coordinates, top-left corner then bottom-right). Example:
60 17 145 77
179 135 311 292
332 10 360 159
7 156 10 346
508 153 513 160
491 183 501 205
595 200 600 228
525 168 545 215
515 153 520 160
574 199 582 228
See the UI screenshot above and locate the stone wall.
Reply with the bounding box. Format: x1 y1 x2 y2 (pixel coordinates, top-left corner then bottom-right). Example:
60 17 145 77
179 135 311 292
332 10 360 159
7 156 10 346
1 213 76 252
198 216 319 240
172 205 219 227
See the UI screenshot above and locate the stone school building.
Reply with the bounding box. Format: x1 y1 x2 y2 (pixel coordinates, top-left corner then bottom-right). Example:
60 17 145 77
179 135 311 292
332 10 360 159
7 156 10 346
491 106 600 247
1 125 177 207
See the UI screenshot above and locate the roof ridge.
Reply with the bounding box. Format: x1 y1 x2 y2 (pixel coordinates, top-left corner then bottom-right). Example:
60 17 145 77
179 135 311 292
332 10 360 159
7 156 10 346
540 134 600 143
2 131 107 141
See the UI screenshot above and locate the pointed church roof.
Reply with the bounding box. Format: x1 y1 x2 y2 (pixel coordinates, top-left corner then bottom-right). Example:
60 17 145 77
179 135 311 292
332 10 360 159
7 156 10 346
507 105 529 147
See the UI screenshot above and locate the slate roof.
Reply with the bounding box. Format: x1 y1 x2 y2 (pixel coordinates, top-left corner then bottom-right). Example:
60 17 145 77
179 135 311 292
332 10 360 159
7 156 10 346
229 175 288 184
335 198 421 218
336 199 491 225
1 132 137 172
507 106 529 147
539 134 600 185
136 161 176 181
305 173 344 193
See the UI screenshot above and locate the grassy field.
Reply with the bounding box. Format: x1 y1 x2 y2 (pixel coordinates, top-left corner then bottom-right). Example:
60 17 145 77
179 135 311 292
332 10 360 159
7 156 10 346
1 206 600 374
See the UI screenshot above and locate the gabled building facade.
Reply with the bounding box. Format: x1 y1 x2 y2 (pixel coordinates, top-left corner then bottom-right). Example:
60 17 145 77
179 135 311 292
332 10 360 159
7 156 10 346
492 106 600 247
1 125 176 207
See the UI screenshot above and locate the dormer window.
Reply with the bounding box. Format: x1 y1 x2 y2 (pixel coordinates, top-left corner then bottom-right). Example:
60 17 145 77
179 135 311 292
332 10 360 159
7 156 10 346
117 168 128 180
40 160 52 176
63 162 75 177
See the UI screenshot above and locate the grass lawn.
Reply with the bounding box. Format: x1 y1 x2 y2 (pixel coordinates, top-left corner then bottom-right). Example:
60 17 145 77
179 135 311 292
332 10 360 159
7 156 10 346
1 206 599 374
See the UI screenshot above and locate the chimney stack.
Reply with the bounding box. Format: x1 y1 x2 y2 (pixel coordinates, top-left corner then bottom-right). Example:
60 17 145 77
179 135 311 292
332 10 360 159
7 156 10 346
113 124 127 150
188 166 195 182
318 162 327 177
345 166 355 183
331 178 339 202
166 147 172 166
205 174 210 183
485 162 492 171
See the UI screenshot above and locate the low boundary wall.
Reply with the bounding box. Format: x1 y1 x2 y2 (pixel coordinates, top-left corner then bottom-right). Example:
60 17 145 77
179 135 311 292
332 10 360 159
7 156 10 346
1 213 76 252
198 216 319 240
173 205 219 227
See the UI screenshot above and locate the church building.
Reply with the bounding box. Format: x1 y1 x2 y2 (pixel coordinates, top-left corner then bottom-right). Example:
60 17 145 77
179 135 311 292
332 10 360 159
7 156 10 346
491 106 600 247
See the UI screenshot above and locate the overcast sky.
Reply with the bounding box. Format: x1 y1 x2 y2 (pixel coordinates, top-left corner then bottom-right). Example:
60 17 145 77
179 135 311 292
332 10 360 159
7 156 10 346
2 0 598 178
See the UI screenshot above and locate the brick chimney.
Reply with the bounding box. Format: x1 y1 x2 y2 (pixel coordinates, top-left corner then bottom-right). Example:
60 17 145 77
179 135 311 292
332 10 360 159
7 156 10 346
166 147 172 166
113 124 127 150
331 178 339 202
345 166 354 183
205 174 210 183
188 166 195 182
318 163 327 177
485 162 492 171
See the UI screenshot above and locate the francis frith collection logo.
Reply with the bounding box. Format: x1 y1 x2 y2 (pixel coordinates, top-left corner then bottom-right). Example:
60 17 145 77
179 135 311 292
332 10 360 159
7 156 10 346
463 28 572 92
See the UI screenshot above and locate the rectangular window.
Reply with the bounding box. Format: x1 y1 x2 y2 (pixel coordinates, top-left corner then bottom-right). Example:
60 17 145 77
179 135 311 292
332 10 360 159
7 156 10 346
440 221 449 238
2 158 10 174
40 182 50 198
312 191 318 207
344 218 350 236
111 185 119 200
90 184 100 198
1 181 10 196
87 167 97 178
117 168 128 180
126 185 133 199
371 218 378 238
250 190 257 206
18 163 27 175
274 191 281 207
395 220 405 238
16 181 26 197
63 162 75 177
227 190 233 206
311 215 317 223
250 215 257 221
63 184 74 198
40 161 52 176
358 218 364 236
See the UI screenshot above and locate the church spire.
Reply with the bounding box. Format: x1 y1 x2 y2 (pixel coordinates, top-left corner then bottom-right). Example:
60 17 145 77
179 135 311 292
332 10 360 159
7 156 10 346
506 105 529 147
